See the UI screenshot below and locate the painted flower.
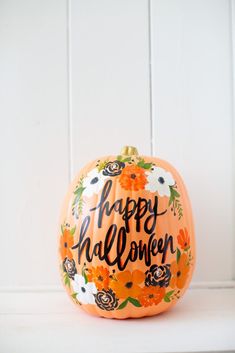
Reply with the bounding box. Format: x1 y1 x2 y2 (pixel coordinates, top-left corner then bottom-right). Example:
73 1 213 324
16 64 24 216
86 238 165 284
63 257 77 280
103 160 125 177
170 253 189 289
83 168 107 198
60 229 74 260
95 289 118 311
145 264 171 287
71 274 97 304
110 270 145 299
119 165 147 191
87 266 110 291
138 286 165 307
145 166 175 196
177 228 190 250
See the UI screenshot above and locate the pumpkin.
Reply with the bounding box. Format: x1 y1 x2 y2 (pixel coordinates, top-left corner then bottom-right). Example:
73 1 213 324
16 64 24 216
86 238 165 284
58 146 195 319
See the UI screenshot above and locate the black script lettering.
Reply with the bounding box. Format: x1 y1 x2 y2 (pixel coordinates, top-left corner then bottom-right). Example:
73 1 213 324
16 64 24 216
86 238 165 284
122 197 137 233
90 180 167 234
71 215 93 262
162 233 175 263
90 179 112 228
73 217 176 270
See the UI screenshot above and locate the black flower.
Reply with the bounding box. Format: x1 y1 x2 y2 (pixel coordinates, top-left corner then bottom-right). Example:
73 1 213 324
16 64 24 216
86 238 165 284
145 264 171 287
63 258 77 280
102 160 125 177
95 289 118 311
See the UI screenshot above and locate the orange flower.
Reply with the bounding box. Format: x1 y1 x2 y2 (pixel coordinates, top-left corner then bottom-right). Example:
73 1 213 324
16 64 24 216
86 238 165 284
60 229 74 260
119 165 147 191
138 286 165 307
110 270 145 299
170 253 189 289
87 266 110 290
177 228 190 250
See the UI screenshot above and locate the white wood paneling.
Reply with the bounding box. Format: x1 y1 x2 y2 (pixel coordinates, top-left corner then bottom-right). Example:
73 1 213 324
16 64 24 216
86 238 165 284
0 0 234 290
0 0 69 287
70 0 151 173
151 0 234 281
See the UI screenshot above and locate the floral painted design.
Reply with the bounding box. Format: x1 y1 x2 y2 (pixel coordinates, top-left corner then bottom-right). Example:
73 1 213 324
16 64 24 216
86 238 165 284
138 286 165 307
87 266 110 291
168 185 183 220
60 227 75 260
119 165 147 191
61 226 192 311
102 160 125 177
145 264 171 288
71 155 183 220
145 166 175 197
71 274 97 304
95 289 118 311
163 289 180 303
177 228 190 250
110 270 145 299
63 258 77 280
83 168 108 198
170 253 189 289
61 153 194 312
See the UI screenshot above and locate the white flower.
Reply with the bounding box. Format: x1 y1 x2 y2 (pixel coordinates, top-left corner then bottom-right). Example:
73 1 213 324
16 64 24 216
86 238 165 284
145 166 175 197
82 168 108 198
71 274 97 304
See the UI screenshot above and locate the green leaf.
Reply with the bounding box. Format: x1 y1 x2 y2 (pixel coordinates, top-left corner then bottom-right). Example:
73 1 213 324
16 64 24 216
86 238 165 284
168 190 174 206
117 298 129 310
141 162 152 169
164 290 174 303
137 160 145 167
71 292 77 299
116 156 132 163
72 187 85 207
166 290 175 297
70 226 76 236
176 248 181 263
74 186 85 197
97 160 109 172
82 269 88 284
171 188 180 198
169 186 180 206
122 157 132 162
128 297 142 307
164 296 171 303
64 274 70 287
144 163 152 169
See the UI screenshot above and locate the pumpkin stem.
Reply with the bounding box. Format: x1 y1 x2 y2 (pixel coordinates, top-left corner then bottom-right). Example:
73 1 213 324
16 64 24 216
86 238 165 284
120 146 139 156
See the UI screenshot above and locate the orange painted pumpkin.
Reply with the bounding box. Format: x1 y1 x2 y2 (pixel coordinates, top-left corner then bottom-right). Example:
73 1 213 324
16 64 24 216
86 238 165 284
58 146 195 319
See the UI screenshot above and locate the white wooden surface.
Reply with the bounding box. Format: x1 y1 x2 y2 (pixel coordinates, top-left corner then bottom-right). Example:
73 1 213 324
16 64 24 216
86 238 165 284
0 0 234 291
0 288 234 352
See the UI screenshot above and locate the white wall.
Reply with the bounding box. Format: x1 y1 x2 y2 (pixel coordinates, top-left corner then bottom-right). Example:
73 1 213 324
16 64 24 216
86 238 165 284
0 0 234 290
